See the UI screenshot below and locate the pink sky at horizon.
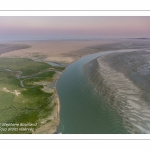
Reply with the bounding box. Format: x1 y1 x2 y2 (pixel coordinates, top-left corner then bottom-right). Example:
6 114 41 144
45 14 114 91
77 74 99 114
0 16 150 40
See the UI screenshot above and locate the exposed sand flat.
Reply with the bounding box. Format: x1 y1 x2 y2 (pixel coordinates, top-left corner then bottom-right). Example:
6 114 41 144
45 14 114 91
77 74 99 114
2 87 20 96
0 40 115 63
3 87 10 92
97 57 150 133
41 84 54 93
83 51 150 133
1 39 150 64
14 90 20 96
0 43 30 54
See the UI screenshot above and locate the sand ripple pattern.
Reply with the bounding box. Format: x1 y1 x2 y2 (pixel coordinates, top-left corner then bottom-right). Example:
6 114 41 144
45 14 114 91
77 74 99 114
83 56 150 133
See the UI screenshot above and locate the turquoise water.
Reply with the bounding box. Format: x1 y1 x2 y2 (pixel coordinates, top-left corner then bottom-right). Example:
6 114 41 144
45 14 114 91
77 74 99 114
56 50 135 134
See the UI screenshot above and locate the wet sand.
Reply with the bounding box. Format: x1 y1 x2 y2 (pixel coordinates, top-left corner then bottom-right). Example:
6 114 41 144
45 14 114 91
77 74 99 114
83 50 150 133
0 43 30 54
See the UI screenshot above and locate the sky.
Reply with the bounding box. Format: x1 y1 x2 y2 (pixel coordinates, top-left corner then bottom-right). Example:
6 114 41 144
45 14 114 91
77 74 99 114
0 16 150 41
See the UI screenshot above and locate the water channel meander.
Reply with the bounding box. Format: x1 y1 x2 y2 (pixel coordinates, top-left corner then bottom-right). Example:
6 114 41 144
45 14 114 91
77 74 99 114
56 49 141 134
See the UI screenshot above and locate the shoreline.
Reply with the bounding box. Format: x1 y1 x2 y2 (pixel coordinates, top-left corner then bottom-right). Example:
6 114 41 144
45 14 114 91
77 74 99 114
31 49 150 134
32 90 60 134
83 50 150 133
0 50 139 134
31 55 81 134
32 68 62 134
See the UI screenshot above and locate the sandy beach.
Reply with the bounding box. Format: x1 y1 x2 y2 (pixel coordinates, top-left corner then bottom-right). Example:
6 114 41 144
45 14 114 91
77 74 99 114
32 92 60 134
32 71 61 134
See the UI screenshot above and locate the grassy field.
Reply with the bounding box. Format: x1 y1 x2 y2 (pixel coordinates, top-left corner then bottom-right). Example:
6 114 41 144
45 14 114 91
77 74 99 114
0 58 51 76
0 58 63 133
23 71 55 86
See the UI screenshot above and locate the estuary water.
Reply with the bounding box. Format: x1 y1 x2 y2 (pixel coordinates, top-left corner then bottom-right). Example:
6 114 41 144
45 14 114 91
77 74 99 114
56 49 139 134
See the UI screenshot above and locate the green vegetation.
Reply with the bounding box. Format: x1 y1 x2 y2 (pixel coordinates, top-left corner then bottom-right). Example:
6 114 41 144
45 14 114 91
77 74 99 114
23 71 55 86
0 58 64 76
0 58 50 76
53 66 65 71
0 58 63 134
